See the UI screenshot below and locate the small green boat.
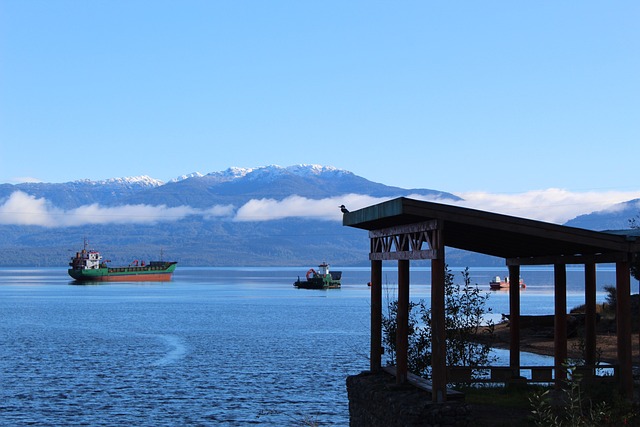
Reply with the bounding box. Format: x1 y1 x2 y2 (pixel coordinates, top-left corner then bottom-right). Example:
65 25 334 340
294 262 341 289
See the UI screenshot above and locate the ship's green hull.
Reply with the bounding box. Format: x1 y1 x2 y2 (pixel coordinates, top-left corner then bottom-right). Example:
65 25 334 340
293 277 341 289
293 270 342 289
68 262 177 282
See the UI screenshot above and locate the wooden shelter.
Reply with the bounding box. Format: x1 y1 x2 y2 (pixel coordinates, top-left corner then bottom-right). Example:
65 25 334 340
343 197 640 402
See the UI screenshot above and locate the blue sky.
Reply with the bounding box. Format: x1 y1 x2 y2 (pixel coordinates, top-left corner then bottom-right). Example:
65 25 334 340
1 1 638 199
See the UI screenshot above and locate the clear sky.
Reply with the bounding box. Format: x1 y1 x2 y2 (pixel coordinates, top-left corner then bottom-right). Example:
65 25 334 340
1 1 638 197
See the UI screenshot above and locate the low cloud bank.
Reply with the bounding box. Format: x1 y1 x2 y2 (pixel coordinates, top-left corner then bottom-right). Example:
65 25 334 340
1 189 639 228
233 194 391 221
234 190 640 224
452 189 640 224
0 192 233 227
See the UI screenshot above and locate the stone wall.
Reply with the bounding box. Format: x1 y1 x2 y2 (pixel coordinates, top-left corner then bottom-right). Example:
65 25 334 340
346 371 472 427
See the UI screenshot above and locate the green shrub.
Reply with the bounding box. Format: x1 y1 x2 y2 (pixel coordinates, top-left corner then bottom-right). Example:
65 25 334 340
529 365 637 426
382 266 496 380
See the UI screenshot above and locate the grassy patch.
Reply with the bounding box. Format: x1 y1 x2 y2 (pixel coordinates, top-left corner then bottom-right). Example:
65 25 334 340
461 384 543 409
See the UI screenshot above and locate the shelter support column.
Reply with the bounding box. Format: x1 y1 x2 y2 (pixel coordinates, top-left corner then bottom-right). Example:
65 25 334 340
508 264 521 371
370 259 382 372
396 259 410 384
584 263 597 366
431 249 446 402
554 264 568 384
616 260 633 398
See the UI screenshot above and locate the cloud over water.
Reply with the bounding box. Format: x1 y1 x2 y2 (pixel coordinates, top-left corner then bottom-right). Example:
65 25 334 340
1 189 639 228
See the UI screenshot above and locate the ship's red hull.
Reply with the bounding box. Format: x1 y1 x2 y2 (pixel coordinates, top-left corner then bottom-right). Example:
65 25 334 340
84 272 175 282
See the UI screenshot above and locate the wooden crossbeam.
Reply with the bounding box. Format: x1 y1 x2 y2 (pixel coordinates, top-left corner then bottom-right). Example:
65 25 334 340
368 220 441 261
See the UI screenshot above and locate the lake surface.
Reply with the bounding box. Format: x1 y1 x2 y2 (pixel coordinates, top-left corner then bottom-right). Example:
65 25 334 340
0 266 627 426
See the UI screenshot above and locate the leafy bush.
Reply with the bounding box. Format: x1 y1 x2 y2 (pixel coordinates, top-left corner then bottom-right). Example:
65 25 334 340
529 365 637 426
382 266 496 379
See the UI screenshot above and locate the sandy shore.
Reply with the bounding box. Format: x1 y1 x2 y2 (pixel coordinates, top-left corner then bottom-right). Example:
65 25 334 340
484 322 640 365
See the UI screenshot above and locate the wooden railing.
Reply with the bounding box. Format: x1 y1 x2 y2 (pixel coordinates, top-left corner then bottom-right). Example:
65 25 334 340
447 365 618 385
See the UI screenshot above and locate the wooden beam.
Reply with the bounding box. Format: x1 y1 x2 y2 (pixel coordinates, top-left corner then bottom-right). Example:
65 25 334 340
368 220 439 238
368 221 442 261
431 243 447 402
369 250 438 261
384 366 465 400
616 260 633 398
396 259 410 384
508 264 521 371
554 264 568 385
507 252 629 266
584 263 597 366
370 259 382 372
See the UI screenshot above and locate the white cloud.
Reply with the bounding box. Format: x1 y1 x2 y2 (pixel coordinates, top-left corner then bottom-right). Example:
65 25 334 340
63 203 198 225
233 194 393 222
0 191 234 227
2 189 640 227
233 190 640 224
0 191 59 226
600 199 640 214
202 204 236 219
450 189 640 223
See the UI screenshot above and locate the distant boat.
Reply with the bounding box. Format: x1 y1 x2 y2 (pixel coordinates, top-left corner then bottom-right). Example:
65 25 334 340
68 241 177 282
294 262 342 289
489 275 526 290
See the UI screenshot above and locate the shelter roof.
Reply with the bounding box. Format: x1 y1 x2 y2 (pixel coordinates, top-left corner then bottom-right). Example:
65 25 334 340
342 197 640 263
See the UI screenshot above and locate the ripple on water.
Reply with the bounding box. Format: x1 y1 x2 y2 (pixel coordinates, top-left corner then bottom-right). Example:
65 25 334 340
150 334 188 366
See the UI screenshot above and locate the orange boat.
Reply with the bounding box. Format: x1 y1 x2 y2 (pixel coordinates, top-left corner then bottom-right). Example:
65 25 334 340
489 275 526 290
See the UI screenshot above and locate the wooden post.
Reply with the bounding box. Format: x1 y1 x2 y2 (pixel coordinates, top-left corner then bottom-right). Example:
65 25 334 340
370 259 382 372
616 260 633 398
431 254 446 402
584 263 597 367
554 264 568 385
508 264 521 372
396 259 410 384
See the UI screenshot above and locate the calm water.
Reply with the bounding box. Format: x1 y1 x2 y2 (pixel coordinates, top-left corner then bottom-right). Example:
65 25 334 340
0 266 625 426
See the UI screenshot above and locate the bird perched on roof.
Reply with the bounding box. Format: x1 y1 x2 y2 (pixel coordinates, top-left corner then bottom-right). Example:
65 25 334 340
339 205 349 213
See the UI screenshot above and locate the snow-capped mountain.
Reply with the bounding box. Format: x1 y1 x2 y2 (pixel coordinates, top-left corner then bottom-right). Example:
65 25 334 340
169 172 204 183
0 164 636 267
0 164 464 266
202 166 259 183
72 176 164 186
198 164 351 184
0 164 458 210
0 175 165 209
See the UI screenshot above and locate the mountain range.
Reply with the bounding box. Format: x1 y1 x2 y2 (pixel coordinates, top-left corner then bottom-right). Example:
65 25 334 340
0 164 637 268
0 165 458 209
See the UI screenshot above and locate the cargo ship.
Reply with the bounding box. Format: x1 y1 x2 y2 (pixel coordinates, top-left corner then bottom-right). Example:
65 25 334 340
68 242 177 282
294 262 341 289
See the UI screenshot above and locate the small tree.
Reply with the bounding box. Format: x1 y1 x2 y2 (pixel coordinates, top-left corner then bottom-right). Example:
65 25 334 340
381 299 432 376
442 268 495 368
382 266 496 379
603 285 617 312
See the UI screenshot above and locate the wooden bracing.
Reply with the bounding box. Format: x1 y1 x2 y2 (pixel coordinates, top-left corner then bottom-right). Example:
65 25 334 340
369 220 441 261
